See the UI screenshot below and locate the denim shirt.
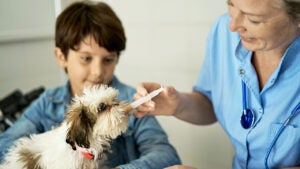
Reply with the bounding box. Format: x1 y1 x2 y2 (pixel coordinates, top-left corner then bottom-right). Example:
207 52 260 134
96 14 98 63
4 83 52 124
0 76 181 169
194 13 300 169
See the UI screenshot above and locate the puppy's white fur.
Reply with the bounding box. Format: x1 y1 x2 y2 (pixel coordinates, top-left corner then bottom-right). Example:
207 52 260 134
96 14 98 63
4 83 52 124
0 85 130 169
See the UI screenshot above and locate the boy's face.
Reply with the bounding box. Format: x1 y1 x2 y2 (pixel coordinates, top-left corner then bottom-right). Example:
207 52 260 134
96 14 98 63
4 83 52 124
55 36 119 96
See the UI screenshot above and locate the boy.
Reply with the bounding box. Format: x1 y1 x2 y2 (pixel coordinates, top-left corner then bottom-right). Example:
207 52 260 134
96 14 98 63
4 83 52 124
0 1 181 168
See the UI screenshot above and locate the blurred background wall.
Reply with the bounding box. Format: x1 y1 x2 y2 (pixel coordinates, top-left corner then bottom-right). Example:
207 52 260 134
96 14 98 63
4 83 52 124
0 0 233 168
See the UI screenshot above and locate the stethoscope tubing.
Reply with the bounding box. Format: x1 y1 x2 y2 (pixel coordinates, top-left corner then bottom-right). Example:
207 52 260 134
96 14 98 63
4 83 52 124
242 81 247 110
241 80 300 168
264 102 300 169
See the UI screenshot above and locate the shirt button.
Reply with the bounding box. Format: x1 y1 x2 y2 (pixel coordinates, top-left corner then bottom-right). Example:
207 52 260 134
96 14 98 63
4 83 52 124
258 108 263 113
239 69 245 75
271 78 275 83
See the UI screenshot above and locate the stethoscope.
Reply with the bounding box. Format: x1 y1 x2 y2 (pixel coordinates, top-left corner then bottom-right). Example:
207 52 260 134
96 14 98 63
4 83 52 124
240 81 255 129
240 80 300 169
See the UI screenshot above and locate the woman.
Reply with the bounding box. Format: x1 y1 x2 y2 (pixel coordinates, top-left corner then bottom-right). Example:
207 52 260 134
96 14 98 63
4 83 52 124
134 0 300 168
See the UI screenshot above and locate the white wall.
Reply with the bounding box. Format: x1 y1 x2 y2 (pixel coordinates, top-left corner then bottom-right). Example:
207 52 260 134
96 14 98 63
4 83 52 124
0 0 233 168
101 1 233 168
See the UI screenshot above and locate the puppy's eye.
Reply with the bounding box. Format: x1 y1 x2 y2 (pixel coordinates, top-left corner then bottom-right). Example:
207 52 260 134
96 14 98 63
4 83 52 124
98 103 107 112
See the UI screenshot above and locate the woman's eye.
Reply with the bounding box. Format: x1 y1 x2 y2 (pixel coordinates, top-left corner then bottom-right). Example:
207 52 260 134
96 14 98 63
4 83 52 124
247 16 263 25
248 19 261 24
98 103 107 112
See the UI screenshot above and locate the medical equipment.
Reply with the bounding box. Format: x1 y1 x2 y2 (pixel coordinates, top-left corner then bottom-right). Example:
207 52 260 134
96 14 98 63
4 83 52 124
240 81 255 129
241 80 300 168
264 102 300 169
124 86 164 113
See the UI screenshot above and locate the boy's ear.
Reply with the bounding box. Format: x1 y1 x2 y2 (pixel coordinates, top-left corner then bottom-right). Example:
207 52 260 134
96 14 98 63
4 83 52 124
54 47 67 68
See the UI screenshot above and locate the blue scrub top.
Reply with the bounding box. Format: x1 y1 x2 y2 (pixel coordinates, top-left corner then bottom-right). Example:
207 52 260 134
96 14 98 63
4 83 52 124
194 13 300 169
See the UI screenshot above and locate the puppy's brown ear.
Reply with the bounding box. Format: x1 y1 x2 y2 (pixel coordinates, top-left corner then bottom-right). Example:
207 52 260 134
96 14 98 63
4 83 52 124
66 106 96 148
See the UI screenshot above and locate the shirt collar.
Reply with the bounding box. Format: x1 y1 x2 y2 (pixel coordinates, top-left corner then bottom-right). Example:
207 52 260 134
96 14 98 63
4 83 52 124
235 38 251 63
280 34 300 74
48 81 72 105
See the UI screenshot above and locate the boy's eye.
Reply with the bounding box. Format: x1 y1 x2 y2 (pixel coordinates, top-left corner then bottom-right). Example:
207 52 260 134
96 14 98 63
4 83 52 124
103 57 116 64
81 56 92 63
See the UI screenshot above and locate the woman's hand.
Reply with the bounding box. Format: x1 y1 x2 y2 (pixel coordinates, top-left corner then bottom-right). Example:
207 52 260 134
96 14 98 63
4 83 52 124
133 82 181 118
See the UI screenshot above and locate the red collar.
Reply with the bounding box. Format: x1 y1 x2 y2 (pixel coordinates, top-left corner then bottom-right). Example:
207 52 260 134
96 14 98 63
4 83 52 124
75 144 95 160
81 151 94 160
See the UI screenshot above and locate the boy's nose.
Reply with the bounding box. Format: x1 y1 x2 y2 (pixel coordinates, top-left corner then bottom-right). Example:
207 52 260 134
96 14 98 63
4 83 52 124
91 62 103 77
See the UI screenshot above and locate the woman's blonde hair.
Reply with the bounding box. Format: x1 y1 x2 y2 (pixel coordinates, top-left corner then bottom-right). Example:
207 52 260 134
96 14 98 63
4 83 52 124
284 0 300 22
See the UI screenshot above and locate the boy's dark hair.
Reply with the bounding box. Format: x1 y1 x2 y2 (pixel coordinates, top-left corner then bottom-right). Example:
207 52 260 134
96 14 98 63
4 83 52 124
55 1 126 57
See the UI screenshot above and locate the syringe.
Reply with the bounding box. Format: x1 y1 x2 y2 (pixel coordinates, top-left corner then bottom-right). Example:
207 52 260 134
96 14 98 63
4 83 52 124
124 86 164 114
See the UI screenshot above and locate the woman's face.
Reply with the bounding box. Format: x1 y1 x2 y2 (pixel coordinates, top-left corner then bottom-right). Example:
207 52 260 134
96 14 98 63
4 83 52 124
55 36 118 96
228 0 300 53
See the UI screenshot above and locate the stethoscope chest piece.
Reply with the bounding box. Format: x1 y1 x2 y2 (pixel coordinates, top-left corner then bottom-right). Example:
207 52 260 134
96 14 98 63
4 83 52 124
241 80 255 129
241 109 255 129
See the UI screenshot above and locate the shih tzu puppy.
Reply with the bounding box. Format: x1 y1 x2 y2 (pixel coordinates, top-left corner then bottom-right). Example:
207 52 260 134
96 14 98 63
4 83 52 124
0 85 131 169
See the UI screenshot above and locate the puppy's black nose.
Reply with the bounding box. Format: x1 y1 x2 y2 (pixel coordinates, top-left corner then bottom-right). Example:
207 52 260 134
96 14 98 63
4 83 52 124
66 139 77 150
72 145 76 150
